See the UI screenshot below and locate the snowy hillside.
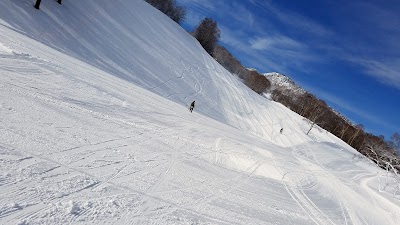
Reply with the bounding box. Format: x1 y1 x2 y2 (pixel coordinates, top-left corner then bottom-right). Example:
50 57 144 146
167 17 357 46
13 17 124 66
1 0 399 224
264 72 352 126
264 72 306 95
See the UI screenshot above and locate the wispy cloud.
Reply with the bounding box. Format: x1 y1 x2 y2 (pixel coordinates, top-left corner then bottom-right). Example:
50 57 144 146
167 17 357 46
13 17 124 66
250 0 400 91
249 37 270 50
218 25 247 51
249 36 304 51
176 0 215 27
177 0 215 12
218 25 309 74
314 89 397 131
179 0 400 90
178 0 256 28
249 1 333 38
352 58 400 89
322 0 400 90
350 1 400 33
217 25 290 73
232 2 256 27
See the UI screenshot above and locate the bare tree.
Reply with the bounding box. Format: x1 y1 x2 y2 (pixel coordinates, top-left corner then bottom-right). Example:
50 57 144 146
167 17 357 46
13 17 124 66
145 0 186 24
213 45 249 80
244 70 271 94
306 103 325 135
377 154 400 197
362 136 397 168
192 17 220 56
339 123 351 140
389 132 400 155
363 138 384 167
348 124 364 146
362 137 400 197
296 94 325 135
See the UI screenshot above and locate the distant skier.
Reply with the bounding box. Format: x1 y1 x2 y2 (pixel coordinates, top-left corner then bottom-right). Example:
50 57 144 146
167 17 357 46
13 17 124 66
189 101 195 113
280 128 283 134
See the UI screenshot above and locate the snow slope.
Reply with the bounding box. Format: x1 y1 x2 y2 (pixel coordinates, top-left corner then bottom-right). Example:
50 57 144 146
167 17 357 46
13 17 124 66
0 0 399 224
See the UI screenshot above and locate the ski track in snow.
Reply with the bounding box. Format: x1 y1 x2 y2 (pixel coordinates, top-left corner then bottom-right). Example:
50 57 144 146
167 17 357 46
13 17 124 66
1 36 399 225
1 0 400 224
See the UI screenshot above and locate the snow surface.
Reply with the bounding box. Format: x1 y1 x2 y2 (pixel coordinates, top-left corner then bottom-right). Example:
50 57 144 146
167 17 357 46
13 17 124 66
0 0 399 224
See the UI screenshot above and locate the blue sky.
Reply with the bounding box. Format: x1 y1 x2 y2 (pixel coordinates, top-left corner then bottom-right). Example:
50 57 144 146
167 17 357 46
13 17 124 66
176 0 400 140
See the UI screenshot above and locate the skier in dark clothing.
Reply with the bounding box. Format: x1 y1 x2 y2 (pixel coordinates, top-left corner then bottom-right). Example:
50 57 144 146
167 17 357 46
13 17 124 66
189 101 195 113
280 128 283 134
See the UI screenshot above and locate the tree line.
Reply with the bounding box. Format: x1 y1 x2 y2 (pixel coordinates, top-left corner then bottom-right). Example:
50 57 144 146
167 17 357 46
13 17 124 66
213 45 270 94
271 85 400 171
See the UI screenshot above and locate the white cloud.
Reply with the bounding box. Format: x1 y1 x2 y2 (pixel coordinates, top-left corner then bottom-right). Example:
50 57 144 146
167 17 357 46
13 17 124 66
249 37 271 50
228 2 255 27
249 36 304 51
312 88 397 132
177 0 215 12
353 59 400 90
178 0 256 28
218 25 247 50
249 1 333 38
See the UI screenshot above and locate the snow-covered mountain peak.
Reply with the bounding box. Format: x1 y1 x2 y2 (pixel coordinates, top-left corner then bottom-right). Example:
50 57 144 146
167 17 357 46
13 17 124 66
264 72 306 95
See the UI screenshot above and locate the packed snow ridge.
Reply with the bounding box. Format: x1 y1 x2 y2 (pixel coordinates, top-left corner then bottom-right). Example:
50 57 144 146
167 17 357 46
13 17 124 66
0 0 399 224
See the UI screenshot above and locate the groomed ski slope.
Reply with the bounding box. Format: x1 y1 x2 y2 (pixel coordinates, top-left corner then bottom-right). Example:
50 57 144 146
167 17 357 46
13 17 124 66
0 0 399 224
